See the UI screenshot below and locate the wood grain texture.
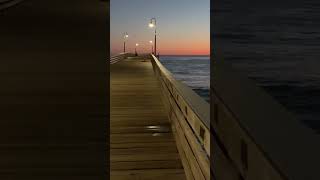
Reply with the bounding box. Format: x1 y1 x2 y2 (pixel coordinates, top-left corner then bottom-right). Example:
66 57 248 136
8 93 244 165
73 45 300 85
110 57 186 180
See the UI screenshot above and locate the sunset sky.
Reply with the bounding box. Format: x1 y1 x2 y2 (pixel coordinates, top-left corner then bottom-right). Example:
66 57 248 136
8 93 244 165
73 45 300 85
110 0 210 55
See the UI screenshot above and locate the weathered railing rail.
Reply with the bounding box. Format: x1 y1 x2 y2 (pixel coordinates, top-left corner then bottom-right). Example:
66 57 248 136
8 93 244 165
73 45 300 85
211 60 320 180
109 53 133 64
150 54 210 180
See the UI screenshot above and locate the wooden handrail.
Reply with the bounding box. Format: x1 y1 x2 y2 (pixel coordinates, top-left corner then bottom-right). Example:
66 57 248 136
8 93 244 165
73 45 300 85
150 54 210 180
211 60 320 180
109 53 134 64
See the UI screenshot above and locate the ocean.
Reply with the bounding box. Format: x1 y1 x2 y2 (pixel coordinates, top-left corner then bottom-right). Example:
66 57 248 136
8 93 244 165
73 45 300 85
160 53 320 134
157 1 320 133
212 0 320 133
159 55 210 102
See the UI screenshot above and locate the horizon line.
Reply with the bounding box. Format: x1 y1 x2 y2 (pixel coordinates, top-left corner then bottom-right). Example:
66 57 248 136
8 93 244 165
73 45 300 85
111 52 210 56
160 54 210 56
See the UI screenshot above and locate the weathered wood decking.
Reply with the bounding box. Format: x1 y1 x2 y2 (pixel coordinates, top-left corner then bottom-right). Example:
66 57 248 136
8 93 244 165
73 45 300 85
110 56 186 179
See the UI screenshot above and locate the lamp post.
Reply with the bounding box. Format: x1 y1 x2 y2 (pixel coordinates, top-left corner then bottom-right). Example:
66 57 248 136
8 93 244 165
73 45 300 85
149 40 153 54
149 18 157 56
123 32 129 53
135 43 139 56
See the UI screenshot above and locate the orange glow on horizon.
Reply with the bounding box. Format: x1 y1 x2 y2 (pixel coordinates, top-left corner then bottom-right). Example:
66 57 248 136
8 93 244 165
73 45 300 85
111 39 209 56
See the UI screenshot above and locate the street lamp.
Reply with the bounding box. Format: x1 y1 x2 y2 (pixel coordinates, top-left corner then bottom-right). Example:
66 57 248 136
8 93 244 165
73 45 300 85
148 18 157 56
149 40 153 54
135 43 139 56
123 32 129 53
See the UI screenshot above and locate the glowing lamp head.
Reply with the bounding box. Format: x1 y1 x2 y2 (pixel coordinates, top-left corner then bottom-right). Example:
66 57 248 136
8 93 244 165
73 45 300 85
136 43 139 47
149 23 154 28
149 41 153 44
124 32 129 39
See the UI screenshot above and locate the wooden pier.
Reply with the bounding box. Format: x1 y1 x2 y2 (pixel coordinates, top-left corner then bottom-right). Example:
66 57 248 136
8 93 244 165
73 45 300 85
110 56 186 179
109 53 320 180
3 1 320 179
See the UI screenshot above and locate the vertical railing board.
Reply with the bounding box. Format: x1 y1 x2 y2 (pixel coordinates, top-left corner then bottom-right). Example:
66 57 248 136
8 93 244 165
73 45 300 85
173 113 206 180
151 55 210 155
175 89 210 155
150 55 210 180
168 95 210 179
163 81 206 180
211 134 241 180
157 71 195 180
211 92 285 180
170 112 196 180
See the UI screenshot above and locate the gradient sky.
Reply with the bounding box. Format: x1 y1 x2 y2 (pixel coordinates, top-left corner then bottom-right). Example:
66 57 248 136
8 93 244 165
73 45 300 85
111 0 210 55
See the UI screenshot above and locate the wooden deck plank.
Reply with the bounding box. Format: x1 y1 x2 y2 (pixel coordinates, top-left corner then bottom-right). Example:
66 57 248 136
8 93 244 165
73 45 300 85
111 142 178 149
110 57 186 180
111 169 186 180
111 160 183 170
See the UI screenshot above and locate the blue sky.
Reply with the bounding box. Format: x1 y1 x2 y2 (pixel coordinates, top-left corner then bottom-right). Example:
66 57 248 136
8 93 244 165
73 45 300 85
111 0 210 55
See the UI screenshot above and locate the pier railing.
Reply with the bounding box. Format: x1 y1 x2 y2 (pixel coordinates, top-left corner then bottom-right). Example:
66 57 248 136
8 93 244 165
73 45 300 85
150 54 210 180
110 52 320 179
109 53 134 64
211 60 320 180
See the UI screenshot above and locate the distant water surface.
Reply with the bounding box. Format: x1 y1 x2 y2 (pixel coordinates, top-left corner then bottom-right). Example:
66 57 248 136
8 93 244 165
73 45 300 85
159 55 210 102
213 0 320 132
